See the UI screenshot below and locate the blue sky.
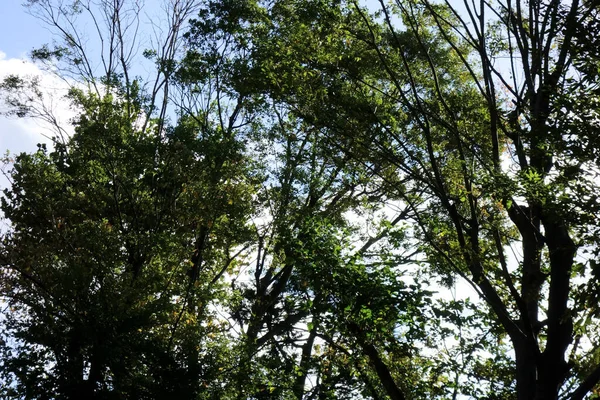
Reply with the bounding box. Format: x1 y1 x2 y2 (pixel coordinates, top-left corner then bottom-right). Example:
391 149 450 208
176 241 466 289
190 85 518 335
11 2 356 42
0 2 48 59
0 3 67 164
0 1 164 157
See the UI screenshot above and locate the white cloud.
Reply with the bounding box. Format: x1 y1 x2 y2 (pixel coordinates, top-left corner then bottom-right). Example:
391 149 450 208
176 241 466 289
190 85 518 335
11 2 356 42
0 51 76 156
0 51 78 211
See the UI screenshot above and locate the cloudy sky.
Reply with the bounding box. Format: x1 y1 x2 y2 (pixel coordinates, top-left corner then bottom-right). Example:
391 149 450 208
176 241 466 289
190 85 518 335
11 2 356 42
0 0 187 159
0 2 64 157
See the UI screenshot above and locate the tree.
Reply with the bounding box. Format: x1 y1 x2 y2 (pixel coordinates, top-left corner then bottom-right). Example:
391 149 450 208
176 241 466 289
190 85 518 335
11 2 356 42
362 1 600 398
0 83 261 398
0 1 257 399
183 1 521 398
218 0 600 398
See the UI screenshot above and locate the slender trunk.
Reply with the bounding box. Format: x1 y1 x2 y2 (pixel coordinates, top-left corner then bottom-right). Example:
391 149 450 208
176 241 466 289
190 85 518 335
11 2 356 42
64 327 86 400
348 322 405 400
293 327 317 399
507 204 543 400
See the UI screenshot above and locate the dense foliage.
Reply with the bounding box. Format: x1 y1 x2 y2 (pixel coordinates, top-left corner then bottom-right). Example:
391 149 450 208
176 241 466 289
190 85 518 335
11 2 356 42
1 0 600 399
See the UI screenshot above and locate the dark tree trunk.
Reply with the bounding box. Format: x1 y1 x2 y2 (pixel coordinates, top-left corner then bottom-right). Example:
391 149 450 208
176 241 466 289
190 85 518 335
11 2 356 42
514 338 537 400
535 218 576 399
293 326 317 399
348 322 405 400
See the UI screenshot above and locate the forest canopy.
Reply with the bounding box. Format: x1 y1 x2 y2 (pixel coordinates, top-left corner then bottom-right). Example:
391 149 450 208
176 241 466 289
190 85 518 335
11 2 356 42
1 0 600 399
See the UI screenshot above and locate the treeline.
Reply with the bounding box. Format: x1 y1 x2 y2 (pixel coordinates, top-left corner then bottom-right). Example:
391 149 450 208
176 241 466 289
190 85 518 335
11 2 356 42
1 0 600 399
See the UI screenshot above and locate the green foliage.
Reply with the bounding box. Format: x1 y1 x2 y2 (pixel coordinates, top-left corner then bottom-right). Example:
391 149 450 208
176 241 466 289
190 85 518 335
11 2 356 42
2 0 600 399
0 85 256 398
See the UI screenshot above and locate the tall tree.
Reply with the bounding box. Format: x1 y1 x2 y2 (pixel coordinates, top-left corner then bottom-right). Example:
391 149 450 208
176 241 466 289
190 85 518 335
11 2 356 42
3 0 600 399
362 1 600 398
0 1 257 399
199 0 600 398
0 82 260 399
183 1 517 399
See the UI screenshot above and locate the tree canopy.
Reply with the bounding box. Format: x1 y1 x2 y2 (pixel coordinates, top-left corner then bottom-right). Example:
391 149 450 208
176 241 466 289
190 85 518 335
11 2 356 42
1 0 600 399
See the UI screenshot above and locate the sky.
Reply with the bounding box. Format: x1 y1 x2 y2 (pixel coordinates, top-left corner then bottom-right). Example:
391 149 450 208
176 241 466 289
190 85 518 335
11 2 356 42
0 0 187 159
0 2 63 158
0 2 48 60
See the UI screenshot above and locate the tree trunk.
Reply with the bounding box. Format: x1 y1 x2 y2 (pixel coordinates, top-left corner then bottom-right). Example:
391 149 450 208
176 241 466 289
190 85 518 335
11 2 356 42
535 218 576 399
348 322 405 400
514 337 538 400
293 326 317 399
